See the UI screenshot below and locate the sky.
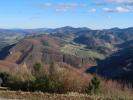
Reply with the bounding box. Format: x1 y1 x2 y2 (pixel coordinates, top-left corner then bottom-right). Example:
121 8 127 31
0 0 133 29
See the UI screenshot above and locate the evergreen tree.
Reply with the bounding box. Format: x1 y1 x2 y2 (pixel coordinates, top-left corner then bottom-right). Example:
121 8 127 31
33 62 42 72
86 76 101 94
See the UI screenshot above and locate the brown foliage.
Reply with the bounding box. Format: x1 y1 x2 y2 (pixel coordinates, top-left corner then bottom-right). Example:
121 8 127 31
101 79 133 97
47 63 92 92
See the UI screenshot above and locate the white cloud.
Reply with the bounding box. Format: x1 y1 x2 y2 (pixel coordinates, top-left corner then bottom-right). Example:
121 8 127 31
55 3 78 12
88 8 96 13
96 0 133 5
34 3 52 8
103 7 130 13
34 3 87 12
127 5 133 8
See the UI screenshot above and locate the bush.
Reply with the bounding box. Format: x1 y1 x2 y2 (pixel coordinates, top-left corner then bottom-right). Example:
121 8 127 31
32 72 64 93
48 81 64 93
47 62 65 93
33 63 43 72
5 71 35 91
32 62 65 93
42 41 49 46
0 62 89 94
0 72 10 86
86 76 101 95
31 74 49 92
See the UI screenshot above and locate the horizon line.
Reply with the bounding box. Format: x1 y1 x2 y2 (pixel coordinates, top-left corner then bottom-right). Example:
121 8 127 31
0 26 133 30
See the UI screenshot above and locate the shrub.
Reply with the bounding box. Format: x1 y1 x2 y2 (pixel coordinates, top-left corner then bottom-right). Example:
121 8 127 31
32 62 65 93
32 74 49 92
0 62 89 94
0 72 10 86
42 41 49 46
6 72 35 91
33 62 43 72
48 81 64 93
47 62 65 93
86 76 101 95
101 80 133 98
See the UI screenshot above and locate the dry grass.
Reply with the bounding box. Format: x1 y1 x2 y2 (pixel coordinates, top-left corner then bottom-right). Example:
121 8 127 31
0 91 133 100
0 61 133 100
0 91 93 100
100 79 133 99
43 63 92 92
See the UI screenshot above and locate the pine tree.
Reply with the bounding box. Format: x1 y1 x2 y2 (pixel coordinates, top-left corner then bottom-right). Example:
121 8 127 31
86 76 101 94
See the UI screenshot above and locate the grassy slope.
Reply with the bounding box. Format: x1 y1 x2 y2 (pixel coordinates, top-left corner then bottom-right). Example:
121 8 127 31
0 36 23 50
61 44 105 60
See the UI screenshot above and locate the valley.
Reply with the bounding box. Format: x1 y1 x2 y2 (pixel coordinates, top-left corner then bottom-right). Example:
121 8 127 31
0 26 133 100
0 26 133 80
0 0 133 99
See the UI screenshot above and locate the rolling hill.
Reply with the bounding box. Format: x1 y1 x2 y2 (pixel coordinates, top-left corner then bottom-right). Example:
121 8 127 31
0 26 133 83
97 41 133 82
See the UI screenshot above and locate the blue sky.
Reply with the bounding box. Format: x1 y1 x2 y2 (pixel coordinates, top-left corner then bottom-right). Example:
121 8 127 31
0 0 133 29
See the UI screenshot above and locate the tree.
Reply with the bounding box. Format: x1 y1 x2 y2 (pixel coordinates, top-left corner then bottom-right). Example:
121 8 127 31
86 76 101 95
42 41 49 46
0 72 10 87
33 62 42 72
49 61 55 77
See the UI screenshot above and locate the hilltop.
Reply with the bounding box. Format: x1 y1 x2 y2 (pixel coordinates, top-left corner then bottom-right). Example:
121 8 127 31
0 26 133 100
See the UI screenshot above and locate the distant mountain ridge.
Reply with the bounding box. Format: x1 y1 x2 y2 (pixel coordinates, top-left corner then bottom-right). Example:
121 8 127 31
0 26 133 83
0 26 133 61
0 26 133 54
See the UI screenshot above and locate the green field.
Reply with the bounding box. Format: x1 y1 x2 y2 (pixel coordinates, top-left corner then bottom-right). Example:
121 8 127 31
0 34 24 50
61 44 105 60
